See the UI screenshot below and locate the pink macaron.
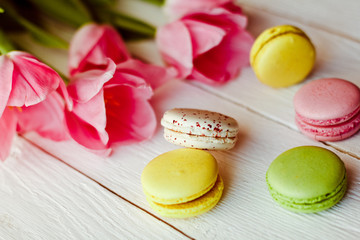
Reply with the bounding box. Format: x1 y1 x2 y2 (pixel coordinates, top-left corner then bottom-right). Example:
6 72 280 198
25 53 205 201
294 78 360 141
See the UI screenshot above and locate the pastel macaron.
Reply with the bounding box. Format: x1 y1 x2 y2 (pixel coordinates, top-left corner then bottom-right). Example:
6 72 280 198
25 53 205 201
266 146 347 213
161 108 239 150
294 78 360 141
141 148 224 218
250 25 316 88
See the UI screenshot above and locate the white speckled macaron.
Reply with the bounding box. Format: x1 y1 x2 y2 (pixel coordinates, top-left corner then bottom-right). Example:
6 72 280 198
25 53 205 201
160 108 239 150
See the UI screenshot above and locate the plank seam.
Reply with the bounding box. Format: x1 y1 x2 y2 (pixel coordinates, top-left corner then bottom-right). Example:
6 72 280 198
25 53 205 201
21 135 195 240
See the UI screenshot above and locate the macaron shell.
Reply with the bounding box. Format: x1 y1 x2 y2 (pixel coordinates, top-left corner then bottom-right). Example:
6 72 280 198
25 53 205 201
141 148 219 205
294 78 360 122
250 25 307 65
147 175 224 218
267 146 345 199
268 175 347 213
164 128 237 150
295 112 360 141
161 108 239 138
252 33 315 87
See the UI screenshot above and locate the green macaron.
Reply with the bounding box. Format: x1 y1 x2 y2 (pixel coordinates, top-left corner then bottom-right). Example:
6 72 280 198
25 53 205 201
266 146 347 213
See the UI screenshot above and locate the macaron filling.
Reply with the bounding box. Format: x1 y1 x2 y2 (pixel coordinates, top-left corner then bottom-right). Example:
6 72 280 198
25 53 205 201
144 173 218 205
147 175 224 218
164 128 237 150
161 111 239 138
295 111 360 141
295 106 360 126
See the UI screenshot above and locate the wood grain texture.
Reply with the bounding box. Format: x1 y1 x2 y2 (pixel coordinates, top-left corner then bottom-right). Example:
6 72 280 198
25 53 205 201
0 137 189 240
238 0 360 42
27 81 360 239
5 0 360 239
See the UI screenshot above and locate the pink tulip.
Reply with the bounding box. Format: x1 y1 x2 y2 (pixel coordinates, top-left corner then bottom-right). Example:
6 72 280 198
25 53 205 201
0 51 68 161
0 51 61 115
156 3 254 85
164 0 232 20
66 24 173 153
65 59 116 151
69 23 130 76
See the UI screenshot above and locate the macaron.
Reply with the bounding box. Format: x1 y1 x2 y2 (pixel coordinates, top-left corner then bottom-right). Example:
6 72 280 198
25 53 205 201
294 78 360 141
250 25 316 88
141 148 224 218
266 146 347 213
161 108 239 150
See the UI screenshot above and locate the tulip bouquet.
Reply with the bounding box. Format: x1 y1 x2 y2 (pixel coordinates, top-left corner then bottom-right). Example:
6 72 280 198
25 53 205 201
0 0 253 161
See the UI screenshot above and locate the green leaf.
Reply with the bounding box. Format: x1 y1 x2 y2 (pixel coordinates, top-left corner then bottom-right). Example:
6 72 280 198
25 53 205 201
115 29 152 41
139 0 165 7
109 11 156 38
26 0 92 27
17 17 69 49
85 0 116 6
1 2 68 49
0 29 15 54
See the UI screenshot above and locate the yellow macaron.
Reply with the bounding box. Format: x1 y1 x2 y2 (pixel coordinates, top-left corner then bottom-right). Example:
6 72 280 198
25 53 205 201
250 25 316 88
141 148 224 218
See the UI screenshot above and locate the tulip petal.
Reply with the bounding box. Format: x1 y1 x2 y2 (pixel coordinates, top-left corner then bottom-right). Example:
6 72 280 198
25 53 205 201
108 70 154 100
0 55 13 117
164 0 231 20
0 108 17 161
104 86 157 145
6 51 61 107
67 58 116 102
184 19 226 57
191 27 253 84
65 90 109 150
65 110 109 150
69 23 130 75
17 91 69 141
114 59 175 90
57 79 73 111
221 2 243 14
185 11 253 85
156 21 193 78
216 2 247 28
107 70 150 89
72 90 107 136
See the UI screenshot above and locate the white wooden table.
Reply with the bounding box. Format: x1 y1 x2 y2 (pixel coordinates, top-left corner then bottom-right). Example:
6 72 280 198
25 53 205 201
1 0 360 239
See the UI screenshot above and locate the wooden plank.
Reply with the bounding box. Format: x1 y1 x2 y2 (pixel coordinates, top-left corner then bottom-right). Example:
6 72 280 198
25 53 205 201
27 80 360 239
238 0 360 42
11 0 360 238
0 137 190 239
